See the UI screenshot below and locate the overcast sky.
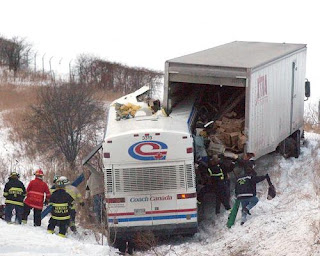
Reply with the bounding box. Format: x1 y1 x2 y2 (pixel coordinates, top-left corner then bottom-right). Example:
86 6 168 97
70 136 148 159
1 0 319 101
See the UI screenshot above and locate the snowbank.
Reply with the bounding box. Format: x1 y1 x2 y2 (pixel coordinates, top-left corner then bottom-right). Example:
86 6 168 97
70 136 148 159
0 220 117 256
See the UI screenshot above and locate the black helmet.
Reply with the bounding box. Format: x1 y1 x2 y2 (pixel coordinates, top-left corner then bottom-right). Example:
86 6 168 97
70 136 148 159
9 171 19 178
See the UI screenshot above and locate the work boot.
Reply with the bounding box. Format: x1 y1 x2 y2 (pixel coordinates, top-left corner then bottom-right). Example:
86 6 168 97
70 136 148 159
70 225 77 232
242 207 251 215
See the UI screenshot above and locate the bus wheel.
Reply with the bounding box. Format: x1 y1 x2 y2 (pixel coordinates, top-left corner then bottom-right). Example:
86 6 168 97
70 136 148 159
114 238 134 255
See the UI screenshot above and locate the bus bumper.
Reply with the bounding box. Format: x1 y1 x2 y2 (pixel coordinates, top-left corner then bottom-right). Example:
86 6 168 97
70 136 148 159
109 222 198 240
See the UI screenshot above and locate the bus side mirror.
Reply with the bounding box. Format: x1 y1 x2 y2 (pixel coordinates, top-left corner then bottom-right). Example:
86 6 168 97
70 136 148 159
305 80 310 98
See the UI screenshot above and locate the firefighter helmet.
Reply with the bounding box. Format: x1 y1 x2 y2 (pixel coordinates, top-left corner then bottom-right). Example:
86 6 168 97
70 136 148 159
34 169 44 176
9 171 19 178
58 176 70 185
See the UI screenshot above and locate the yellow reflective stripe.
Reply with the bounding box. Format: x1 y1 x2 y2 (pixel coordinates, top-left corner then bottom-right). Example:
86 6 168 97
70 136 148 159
3 192 9 196
5 200 24 206
9 187 23 192
47 230 54 234
52 203 68 207
58 234 66 238
208 167 224 180
52 216 70 220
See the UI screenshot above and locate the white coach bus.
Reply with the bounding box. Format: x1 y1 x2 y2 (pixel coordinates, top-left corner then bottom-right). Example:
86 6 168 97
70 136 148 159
103 86 199 240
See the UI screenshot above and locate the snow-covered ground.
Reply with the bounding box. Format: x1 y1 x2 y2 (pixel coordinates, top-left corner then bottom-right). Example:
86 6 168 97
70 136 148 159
135 133 320 256
0 219 117 256
2 105 320 255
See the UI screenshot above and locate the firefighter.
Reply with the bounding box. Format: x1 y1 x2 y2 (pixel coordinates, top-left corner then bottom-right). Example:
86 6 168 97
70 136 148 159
3 171 26 224
207 156 233 214
57 176 84 232
47 179 74 238
22 169 51 226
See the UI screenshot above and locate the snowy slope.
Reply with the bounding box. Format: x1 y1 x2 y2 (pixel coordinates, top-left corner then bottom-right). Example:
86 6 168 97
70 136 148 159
136 133 320 256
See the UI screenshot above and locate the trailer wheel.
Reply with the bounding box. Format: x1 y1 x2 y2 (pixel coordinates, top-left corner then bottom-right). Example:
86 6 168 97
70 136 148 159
294 130 301 158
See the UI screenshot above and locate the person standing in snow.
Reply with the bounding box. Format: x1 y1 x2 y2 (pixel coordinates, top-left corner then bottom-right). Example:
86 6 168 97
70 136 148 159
22 169 51 226
47 179 74 238
57 176 84 232
235 168 269 225
3 171 26 224
207 156 232 214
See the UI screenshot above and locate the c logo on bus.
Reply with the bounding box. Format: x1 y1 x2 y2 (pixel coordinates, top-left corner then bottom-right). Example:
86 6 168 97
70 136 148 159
128 141 168 161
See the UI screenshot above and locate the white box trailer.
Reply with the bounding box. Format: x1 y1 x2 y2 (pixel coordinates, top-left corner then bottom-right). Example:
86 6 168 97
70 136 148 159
163 41 309 158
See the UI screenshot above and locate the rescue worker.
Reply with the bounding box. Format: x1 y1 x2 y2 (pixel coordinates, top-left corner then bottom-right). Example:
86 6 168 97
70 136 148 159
3 171 26 224
235 169 269 225
22 169 51 226
57 176 84 232
47 179 74 238
207 156 233 214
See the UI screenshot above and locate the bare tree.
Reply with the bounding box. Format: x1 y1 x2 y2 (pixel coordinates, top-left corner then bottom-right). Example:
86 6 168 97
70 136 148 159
26 83 104 170
0 36 32 76
74 54 163 94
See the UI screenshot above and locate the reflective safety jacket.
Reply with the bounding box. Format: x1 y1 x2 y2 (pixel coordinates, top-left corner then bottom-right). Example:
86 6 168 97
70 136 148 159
24 178 51 210
207 164 225 182
3 178 26 207
65 184 83 210
50 189 74 220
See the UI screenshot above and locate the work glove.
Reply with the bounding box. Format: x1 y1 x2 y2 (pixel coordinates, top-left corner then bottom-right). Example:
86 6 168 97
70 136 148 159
79 202 85 207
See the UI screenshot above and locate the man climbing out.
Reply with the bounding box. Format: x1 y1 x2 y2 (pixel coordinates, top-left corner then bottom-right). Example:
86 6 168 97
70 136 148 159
47 179 74 238
3 172 26 224
22 169 51 226
235 168 269 225
57 176 84 232
193 125 209 164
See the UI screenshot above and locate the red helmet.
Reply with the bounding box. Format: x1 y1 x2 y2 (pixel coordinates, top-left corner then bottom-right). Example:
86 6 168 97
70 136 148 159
34 169 44 176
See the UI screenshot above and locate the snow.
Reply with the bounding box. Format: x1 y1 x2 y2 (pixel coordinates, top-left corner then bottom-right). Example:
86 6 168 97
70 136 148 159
0 220 116 256
2 105 320 255
134 132 320 256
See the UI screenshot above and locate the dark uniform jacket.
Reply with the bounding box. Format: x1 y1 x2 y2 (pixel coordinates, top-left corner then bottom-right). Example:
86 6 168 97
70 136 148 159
3 178 26 207
235 175 267 199
50 189 74 220
207 161 235 184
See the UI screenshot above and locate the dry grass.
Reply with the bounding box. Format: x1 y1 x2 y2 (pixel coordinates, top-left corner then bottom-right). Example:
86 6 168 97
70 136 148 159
93 89 123 102
0 84 39 111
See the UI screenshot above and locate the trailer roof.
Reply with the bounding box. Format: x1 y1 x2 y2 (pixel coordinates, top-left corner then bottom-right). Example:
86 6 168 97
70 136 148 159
167 41 306 69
